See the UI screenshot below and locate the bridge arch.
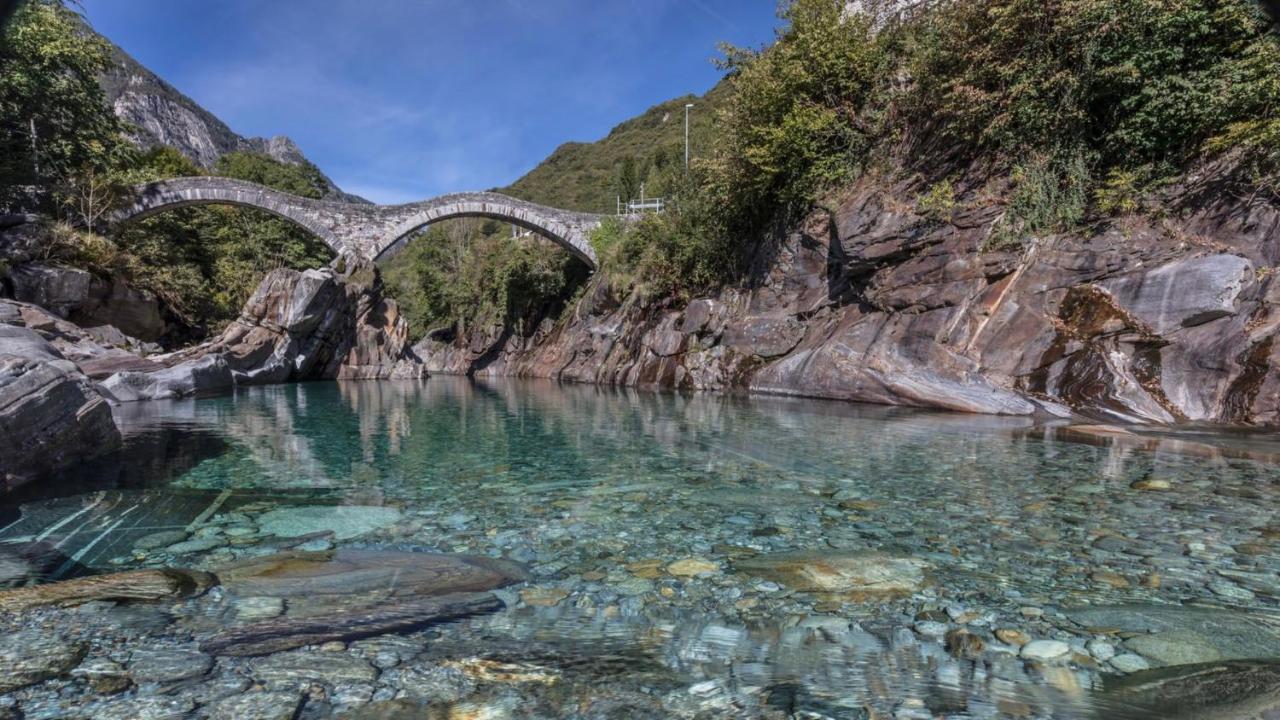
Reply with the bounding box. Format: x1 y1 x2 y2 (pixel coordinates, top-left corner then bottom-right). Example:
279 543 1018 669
109 178 601 270
373 193 597 267
110 178 349 255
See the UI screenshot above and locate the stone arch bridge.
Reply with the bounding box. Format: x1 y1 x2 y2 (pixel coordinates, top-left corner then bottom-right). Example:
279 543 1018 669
109 177 603 268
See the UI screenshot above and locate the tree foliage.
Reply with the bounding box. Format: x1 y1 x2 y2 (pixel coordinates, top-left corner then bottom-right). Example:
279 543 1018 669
709 0 889 228
381 219 585 339
0 0 131 194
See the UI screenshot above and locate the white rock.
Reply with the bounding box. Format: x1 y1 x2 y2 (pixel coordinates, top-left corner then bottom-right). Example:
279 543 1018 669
1020 640 1070 661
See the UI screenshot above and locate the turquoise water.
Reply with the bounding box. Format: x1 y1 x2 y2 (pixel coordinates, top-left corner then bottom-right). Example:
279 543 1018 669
2 377 1279 718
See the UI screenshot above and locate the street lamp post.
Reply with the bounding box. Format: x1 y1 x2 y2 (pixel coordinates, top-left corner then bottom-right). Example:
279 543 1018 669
684 103 694 169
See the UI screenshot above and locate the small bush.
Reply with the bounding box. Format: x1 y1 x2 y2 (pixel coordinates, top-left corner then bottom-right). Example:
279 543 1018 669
1094 168 1145 216
917 178 957 222
989 152 1090 250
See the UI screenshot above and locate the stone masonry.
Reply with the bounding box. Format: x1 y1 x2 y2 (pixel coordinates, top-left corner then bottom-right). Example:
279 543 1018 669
110 177 603 267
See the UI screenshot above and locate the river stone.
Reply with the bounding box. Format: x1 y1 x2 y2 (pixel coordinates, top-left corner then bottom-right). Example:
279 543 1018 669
387 663 475 702
0 630 86 692
162 536 226 555
667 558 720 577
203 691 303 720
256 505 403 540
250 650 378 686
1020 640 1071 661
1065 605 1280 663
1126 631 1224 667
733 550 930 597
217 549 528 604
134 530 189 551
127 647 213 683
1100 660 1280 720
235 596 285 620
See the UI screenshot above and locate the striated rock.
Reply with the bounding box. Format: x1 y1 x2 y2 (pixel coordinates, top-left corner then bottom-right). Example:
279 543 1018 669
7 262 93 317
100 353 232 403
250 650 379 686
0 325 121 489
255 505 403 541
6 262 167 340
1066 604 1280 664
127 647 213 683
733 550 930 598
169 255 424 384
1098 254 1253 334
0 630 86 692
413 165 1280 427
0 567 216 612
214 549 528 601
1101 661 1280 720
203 691 303 720
722 314 806 359
1126 631 1224 667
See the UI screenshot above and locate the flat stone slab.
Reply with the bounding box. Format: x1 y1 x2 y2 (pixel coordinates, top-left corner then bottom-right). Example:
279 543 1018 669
256 505 403 540
216 549 529 604
1065 605 1280 664
127 647 213 683
204 690 303 720
1100 660 1280 720
733 550 930 598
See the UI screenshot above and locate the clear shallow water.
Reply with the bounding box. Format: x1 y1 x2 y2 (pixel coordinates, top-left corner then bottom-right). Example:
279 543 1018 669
2 378 1279 718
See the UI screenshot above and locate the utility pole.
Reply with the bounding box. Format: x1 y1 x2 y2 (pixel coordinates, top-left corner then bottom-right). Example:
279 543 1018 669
684 103 694 169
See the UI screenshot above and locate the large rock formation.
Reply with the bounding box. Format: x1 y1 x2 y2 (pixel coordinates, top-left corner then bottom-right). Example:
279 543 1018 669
0 324 120 490
169 255 425 386
6 262 167 342
416 161 1280 426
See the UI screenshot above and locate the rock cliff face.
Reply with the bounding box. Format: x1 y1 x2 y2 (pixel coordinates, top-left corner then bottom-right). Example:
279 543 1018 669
6 263 167 342
416 164 1280 426
170 255 425 386
0 323 120 491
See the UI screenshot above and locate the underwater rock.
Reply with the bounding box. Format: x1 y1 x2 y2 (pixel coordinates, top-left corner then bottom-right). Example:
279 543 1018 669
255 505 404 541
733 550 930 598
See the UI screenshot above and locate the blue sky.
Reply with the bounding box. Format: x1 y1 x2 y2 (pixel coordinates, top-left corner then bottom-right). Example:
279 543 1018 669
80 1 781 204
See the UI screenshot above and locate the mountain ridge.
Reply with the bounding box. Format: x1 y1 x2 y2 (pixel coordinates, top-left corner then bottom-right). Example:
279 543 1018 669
93 30 367 203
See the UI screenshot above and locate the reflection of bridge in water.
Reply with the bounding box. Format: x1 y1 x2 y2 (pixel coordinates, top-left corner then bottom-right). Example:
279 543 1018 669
108 177 605 268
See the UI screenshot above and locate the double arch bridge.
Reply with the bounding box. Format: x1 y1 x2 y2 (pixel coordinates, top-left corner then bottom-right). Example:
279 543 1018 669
108 177 603 269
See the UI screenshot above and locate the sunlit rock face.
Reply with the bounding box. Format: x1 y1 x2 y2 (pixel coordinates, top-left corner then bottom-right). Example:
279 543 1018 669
416 158 1280 427
172 255 425 385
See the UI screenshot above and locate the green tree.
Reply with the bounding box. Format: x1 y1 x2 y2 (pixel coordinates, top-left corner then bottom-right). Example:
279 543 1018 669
0 0 130 191
710 0 890 226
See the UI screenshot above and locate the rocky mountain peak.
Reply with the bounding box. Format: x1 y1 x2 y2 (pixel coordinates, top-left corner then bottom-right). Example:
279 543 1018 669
95 30 364 202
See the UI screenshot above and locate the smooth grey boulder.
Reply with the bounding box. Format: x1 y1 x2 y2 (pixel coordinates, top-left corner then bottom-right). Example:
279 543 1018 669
0 326 122 490
1099 254 1253 334
100 354 233 403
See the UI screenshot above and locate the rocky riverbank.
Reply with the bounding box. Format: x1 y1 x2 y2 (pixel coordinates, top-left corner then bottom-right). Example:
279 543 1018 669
416 160 1280 427
0 250 425 489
